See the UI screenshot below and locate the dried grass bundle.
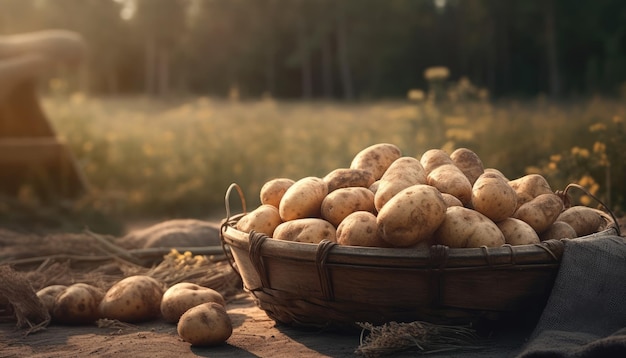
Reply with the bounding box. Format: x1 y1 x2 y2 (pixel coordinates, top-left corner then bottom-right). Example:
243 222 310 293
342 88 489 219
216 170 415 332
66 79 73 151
355 321 482 357
0 265 50 335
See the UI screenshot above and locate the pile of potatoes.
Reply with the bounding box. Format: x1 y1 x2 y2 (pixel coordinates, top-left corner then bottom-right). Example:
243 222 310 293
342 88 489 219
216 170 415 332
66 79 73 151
36 275 231 347
237 143 610 249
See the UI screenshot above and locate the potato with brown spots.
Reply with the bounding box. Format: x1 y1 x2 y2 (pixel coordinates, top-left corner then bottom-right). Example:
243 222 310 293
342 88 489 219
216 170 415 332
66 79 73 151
441 193 463 207
99 275 164 323
336 211 389 247
419 148 453 174
513 193 564 234
496 217 540 246
450 147 484 185
471 172 518 222
377 184 447 247
236 204 282 237
508 174 554 209
350 143 402 180
321 187 375 227
273 218 337 243
374 156 427 211
52 283 104 324
434 206 505 248
540 221 578 241
427 164 473 206
278 176 328 221
323 168 376 193
177 302 232 346
556 206 604 237
37 285 67 315
160 282 225 323
260 178 294 208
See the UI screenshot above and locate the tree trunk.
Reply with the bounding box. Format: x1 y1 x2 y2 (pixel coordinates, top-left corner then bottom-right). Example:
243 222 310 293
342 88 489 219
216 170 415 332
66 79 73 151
544 0 561 97
336 12 353 100
322 34 333 99
299 19 312 99
145 36 156 95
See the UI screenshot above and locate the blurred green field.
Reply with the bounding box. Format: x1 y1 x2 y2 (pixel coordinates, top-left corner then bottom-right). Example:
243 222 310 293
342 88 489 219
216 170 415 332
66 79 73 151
10 94 623 234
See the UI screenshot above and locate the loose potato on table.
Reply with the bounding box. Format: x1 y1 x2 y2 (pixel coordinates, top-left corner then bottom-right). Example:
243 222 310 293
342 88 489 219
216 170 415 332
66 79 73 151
336 211 389 247
273 218 337 243
323 168 375 193
160 282 225 323
52 283 104 324
99 275 164 323
556 206 604 237
377 184 447 247
471 172 518 222
321 186 375 227
427 163 473 206
374 156 427 211
278 176 328 221
350 143 402 180
540 221 578 241
434 206 506 248
177 302 232 346
513 193 564 234
236 204 282 237
450 147 484 185
36 285 67 315
496 217 540 246
260 178 295 208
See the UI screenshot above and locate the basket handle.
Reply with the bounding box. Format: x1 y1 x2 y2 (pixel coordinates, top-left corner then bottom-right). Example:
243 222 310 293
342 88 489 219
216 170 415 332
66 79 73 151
219 183 248 277
556 183 621 236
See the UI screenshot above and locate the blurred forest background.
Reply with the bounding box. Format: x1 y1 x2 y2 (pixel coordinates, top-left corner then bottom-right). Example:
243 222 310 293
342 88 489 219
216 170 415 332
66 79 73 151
2 0 626 99
1 0 625 235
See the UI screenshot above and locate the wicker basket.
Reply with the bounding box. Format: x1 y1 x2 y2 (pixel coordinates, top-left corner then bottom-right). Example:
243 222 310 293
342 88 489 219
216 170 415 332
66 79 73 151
219 183 620 330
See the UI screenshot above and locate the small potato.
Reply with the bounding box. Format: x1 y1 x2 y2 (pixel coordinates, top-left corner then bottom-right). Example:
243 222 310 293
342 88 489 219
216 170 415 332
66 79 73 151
99 275 164 323
419 149 453 174
278 176 328 221
441 193 463 207
273 218 337 243
434 206 505 248
513 193 564 234
177 302 232 346
336 211 389 247
484 168 509 180
427 164 473 206
556 206 604 237
496 217 540 246
52 283 104 324
323 168 376 193
471 172 518 222
236 204 282 236
374 156 427 211
450 147 484 185
377 184 447 247
350 143 402 180
540 221 578 241
260 178 295 208
37 285 67 315
369 180 380 195
160 282 225 323
508 174 553 208
321 187 375 227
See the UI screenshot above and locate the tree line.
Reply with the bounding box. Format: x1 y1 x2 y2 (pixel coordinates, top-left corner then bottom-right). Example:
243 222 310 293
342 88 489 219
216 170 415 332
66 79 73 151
1 0 625 99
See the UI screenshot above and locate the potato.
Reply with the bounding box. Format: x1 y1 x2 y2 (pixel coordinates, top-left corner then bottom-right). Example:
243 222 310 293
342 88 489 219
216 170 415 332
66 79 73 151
450 147 484 185
496 217 540 246
260 178 295 208
556 206 604 237
484 168 509 181
513 193 564 234
350 143 402 180
377 184 447 247
321 187 375 227
419 149 453 174
540 221 578 241
323 168 375 193
278 176 328 221
272 218 337 243
434 206 505 248
427 164 473 206
508 174 553 208
37 285 67 315
374 156 427 211
441 193 463 207
160 282 225 323
177 302 232 346
52 283 104 324
369 180 380 195
336 211 389 247
99 275 164 323
471 172 518 222
236 204 282 236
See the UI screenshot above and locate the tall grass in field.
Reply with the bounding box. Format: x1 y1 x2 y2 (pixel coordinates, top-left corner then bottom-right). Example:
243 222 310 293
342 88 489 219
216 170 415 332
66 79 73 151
40 93 625 230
